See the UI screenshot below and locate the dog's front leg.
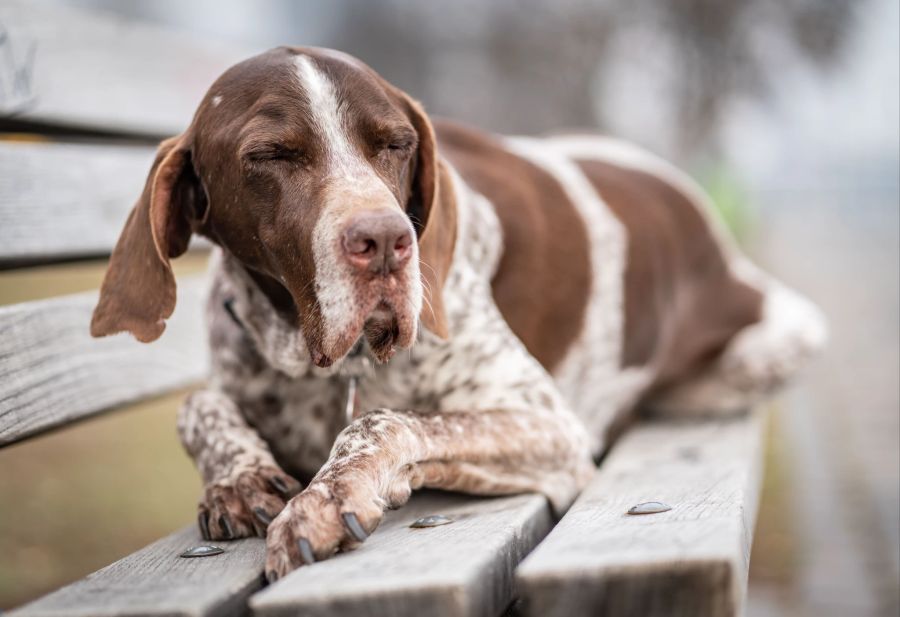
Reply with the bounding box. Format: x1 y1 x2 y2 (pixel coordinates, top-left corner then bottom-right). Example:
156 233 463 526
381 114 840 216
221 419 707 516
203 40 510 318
177 389 302 540
264 396 593 579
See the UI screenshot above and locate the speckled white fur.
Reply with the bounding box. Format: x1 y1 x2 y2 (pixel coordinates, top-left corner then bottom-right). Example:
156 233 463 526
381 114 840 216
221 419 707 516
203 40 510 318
177 67 824 577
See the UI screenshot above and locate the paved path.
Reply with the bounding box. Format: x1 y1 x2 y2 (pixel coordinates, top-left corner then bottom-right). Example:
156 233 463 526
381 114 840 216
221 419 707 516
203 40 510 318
746 189 899 617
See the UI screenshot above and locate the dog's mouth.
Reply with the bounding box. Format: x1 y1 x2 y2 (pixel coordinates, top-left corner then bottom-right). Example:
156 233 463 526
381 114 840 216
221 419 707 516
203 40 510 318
363 301 401 362
308 291 419 369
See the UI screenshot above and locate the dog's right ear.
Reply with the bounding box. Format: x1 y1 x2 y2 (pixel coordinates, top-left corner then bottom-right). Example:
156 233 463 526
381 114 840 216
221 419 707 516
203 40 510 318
91 135 207 342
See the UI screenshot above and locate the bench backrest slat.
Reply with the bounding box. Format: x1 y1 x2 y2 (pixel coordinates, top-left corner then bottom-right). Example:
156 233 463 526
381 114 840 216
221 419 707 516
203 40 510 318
0 142 156 265
0 277 209 447
0 0 252 136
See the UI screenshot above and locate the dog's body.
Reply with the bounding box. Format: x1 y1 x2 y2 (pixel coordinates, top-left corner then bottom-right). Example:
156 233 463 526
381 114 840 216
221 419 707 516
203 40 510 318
92 47 825 579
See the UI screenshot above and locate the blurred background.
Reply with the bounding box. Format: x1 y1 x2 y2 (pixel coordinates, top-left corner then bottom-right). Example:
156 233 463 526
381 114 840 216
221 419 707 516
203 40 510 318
0 0 897 615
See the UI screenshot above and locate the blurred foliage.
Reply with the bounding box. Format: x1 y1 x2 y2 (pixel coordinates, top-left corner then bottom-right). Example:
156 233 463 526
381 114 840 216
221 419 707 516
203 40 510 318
700 164 755 243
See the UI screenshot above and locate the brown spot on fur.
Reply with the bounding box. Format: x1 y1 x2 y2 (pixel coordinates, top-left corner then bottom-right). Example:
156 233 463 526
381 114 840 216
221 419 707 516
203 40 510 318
576 159 763 389
436 120 591 371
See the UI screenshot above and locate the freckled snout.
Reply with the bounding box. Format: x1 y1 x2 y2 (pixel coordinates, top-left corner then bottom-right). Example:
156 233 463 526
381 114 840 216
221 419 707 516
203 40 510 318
341 209 413 275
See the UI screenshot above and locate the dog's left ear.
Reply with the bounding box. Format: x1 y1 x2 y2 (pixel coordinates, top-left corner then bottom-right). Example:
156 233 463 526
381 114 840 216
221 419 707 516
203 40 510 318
399 95 457 339
91 134 207 342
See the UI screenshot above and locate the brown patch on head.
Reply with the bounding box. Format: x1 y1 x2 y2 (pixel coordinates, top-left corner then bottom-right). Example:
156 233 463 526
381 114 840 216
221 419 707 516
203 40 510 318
93 46 457 360
435 120 591 371
575 159 763 388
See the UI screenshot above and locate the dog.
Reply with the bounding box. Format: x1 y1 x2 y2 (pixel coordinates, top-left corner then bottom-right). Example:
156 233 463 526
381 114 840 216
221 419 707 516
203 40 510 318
90 46 826 580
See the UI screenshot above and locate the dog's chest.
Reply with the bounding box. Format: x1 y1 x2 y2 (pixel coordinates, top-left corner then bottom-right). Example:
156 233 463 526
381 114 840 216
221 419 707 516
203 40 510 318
223 368 344 480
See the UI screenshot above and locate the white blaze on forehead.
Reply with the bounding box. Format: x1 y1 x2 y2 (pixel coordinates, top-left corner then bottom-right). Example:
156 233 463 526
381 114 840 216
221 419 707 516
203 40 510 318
293 53 421 356
294 54 365 177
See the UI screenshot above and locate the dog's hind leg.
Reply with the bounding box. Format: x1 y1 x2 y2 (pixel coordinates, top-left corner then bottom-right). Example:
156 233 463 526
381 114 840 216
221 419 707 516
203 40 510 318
645 272 827 417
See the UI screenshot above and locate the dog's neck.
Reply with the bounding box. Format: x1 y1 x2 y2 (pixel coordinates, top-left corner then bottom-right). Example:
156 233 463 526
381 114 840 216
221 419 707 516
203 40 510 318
215 249 378 381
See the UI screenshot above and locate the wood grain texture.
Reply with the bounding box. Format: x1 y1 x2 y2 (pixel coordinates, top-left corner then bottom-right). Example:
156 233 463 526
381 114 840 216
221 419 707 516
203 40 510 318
0 0 253 135
250 491 553 617
0 141 156 263
0 275 209 446
9 526 267 617
515 411 767 617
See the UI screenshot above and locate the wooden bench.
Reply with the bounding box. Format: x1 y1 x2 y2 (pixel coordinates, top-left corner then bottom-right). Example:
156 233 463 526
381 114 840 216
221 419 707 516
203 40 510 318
0 3 767 616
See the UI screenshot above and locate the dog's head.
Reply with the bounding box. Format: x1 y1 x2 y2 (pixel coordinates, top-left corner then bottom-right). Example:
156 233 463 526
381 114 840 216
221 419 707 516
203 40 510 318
91 47 456 366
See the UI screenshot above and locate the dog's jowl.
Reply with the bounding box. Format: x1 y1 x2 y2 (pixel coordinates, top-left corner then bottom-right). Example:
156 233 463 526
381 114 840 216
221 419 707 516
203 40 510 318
91 46 826 580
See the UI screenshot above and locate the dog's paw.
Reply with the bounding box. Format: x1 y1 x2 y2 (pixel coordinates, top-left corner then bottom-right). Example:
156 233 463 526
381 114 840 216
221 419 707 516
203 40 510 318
198 466 302 540
264 479 384 581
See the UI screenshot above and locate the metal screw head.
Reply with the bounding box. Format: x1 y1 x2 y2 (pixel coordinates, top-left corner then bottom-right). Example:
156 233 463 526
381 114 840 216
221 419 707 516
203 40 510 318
627 501 672 515
410 514 453 528
180 545 225 558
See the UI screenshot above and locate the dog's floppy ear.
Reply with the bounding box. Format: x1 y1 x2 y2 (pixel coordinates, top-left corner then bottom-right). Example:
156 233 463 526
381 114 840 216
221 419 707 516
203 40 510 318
91 134 207 342
401 96 457 339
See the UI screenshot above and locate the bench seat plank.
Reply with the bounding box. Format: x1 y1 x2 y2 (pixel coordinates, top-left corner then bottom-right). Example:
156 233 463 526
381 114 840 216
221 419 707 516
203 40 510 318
0 141 156 264
250 491 553 617
515 411 766 617
0 276 209 446
10 526 266 617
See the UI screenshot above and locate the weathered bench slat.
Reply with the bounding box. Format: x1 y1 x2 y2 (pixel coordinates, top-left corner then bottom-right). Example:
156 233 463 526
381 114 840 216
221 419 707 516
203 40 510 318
9 526 267 617
0 276 209 446
10 491 551 617
250 491 553 617
0 141 156 264
0 0 252 136
515 411 766 617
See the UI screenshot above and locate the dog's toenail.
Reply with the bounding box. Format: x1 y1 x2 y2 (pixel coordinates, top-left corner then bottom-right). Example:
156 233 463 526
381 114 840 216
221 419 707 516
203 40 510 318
342 512 369 541
269 476 290 496
297 538 315 565
198 512 211 541
219 515 235 539
254 507 274 526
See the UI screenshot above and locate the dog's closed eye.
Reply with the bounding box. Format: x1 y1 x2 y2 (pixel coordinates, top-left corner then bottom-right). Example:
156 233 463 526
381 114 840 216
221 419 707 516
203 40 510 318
368 126 416 159
244 143 306 163
384 137 414 152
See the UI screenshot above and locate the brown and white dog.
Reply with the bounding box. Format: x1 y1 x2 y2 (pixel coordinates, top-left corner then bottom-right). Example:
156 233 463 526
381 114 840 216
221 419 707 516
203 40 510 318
90 47 826 580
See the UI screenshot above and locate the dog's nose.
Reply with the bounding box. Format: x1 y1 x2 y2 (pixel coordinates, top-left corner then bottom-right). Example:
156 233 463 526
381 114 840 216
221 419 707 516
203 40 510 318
341 209 413 274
